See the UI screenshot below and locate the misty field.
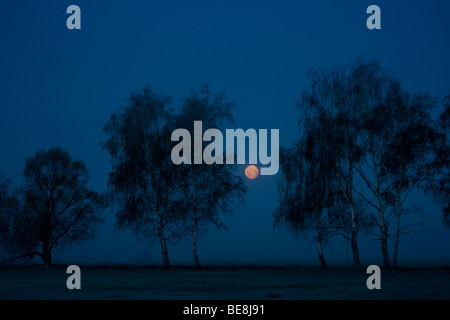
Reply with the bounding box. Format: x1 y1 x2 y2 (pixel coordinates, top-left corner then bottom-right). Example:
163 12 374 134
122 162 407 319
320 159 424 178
1 265 449 300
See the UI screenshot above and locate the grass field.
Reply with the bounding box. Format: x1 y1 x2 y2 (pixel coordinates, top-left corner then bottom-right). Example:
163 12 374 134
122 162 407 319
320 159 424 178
0 265 449 300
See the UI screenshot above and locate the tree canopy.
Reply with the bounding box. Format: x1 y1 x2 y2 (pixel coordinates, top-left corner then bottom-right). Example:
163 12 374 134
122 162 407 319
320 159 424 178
1 147 104 266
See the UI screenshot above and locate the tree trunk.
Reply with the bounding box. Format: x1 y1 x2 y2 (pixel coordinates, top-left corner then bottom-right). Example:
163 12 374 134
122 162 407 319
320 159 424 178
373 157 391 269
393 195 401 268
192 219 200 269
393 221 400 268
317 233 327 269
42 246 52 267
41 232 52 267
350 228 360 267
338 164 361 267
192 169 200 269
380 223 391 269
42 210 52 267
159 234 170 270
378 204 391 268
349 202 361 267
157 215 170 270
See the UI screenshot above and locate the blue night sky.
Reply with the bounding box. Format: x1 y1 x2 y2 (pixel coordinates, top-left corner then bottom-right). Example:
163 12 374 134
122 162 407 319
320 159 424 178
0 0 449 266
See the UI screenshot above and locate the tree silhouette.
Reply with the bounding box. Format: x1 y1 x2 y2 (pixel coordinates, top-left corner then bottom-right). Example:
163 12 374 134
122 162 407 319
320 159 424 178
274 116 342 269
174 85 247 268
381 93 443 267
1 148 104 266
102 86 182 269
279 59 444 268
341 60 399 268
300 65 368 267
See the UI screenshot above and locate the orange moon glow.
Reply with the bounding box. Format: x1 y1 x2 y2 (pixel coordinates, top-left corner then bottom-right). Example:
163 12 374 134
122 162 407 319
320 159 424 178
245 165 259 179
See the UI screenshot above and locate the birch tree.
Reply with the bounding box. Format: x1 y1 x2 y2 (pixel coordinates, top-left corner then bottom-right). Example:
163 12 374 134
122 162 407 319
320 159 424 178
103 86 182 269
174 85 246 268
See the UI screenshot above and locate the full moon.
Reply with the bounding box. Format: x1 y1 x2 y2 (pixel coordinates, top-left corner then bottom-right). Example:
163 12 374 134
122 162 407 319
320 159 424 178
245 165 259 179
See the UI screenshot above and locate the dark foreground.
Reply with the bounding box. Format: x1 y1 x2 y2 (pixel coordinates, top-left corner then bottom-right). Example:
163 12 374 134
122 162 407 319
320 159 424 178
0 265 449 300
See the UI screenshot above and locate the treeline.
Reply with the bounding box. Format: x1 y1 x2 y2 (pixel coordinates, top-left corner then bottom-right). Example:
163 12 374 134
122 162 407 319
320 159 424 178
274 59 450 269
0 60 448 269
0 85 246 268
102 85 246 269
